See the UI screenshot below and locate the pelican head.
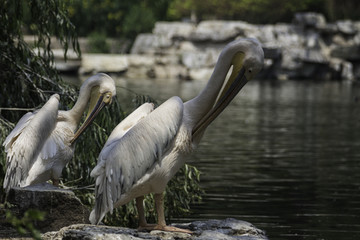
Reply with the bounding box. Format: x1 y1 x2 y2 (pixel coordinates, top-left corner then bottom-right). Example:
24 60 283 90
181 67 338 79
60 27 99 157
71 73 116 144
193 38 264 137
216 38 263 105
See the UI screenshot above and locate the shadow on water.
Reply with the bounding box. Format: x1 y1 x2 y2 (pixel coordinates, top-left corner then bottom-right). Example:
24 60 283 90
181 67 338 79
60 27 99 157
65 75 360 240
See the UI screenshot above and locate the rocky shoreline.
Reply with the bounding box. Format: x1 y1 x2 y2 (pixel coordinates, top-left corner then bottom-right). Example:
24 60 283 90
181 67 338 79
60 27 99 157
56 12 360 81
42 219 268 240
1 185 268 240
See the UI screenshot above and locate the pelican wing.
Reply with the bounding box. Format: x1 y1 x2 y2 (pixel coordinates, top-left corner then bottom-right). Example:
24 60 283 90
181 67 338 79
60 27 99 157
90 96 184 224
3 112 34 151
3 94 60 192
39 116 68 160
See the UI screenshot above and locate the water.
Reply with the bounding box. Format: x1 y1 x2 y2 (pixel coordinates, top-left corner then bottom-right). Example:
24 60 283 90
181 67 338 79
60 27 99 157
66 76 360 239
184 80 360 240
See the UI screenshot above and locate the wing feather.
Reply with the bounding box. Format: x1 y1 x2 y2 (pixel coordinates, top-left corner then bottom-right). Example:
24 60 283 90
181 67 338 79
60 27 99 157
3 112 34 151
3 94 60 192
40 124 68 160
90 96 183 224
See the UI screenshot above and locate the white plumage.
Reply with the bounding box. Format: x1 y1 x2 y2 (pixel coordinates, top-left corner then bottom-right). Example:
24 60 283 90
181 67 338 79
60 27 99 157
3 94 60 190
90 38 265 232
3 73 116 192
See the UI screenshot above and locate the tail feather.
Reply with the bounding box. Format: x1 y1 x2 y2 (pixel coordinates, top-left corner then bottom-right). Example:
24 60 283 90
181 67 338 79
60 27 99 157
89 161 115 225
3 161 23 193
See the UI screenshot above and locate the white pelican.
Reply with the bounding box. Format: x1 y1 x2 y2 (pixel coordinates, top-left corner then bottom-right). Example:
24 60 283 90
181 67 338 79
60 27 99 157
3 73 116 193
89 38 264 232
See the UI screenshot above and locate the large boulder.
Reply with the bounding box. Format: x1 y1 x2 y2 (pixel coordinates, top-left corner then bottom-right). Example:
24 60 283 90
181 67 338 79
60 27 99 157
293 12 326 28
189 20 255 42
42 218 268 240
131 34 173 54
330 45 360 61
6 183 90 233
153 22 196 40
336 20 357 35
80 54 128 74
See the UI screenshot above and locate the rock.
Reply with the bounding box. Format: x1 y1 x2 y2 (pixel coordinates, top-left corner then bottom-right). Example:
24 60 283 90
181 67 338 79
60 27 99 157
76 12 360 81
330 45 360 61
42 218 268 240
153 64 188 80
273 24 305 48
153 22 196 40
189 68 214 81
329 58 354 80
353 62 360 79
131 34 173 55
293 12 326 28
317 23 339 34
254 25 277 47
127 54 156 67
262 46 282 60
54 60 81 73
336 20 357 35
6 183 90 232
125 55 156 79
79 54 128 74
189 20 254 42
181 49 220 69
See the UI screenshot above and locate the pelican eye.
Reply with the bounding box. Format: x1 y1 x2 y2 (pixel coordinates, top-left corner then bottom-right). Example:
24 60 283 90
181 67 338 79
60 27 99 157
103 92 113 104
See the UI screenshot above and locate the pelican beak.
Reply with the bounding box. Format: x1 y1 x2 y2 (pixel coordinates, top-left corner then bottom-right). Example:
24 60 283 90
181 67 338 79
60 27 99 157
70 92 112 144
193 52 248 137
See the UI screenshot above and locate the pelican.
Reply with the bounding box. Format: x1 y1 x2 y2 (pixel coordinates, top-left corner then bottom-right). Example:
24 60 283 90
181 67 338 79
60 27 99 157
3 73 116 193
90 38 264 232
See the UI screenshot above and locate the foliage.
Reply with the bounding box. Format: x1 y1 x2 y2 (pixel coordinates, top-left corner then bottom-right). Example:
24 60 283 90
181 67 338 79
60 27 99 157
0 118 13 203
165 164 203 219
167 0 325 23
5 209 45 240
0 0 80 123
87 32 110 53
122 3 156 40
65 0 172 39
62 0 360 43
324 0 360 21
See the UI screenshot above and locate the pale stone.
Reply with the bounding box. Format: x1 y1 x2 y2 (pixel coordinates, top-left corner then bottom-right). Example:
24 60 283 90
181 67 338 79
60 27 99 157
127 55 155 67
153 22 196 40
153 64 188 80
80 54 128 74
190 20 254 42
182 49 219 69
189 68 213 81
131 34 172 54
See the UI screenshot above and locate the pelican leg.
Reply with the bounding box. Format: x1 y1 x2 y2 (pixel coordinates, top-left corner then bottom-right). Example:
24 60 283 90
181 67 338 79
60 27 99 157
52 178 59 186
153 193 192 234
136 196 156 229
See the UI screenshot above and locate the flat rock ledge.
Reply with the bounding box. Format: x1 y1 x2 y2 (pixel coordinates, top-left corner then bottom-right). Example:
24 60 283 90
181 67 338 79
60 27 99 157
6 183 90 232
42 218 268 240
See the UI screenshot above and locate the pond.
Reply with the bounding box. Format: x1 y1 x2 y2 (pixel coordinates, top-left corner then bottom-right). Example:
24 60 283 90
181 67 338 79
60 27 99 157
66 76 360 239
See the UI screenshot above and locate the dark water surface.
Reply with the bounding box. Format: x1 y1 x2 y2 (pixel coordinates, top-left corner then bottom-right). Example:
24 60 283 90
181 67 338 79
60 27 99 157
67 76 360 239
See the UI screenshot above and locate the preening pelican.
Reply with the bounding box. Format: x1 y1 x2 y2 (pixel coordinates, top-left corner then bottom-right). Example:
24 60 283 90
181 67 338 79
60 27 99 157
90 38 264 233
3 73 116 192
